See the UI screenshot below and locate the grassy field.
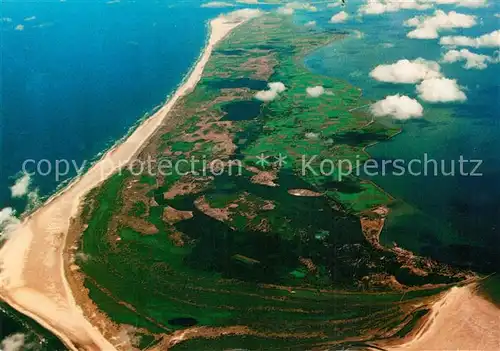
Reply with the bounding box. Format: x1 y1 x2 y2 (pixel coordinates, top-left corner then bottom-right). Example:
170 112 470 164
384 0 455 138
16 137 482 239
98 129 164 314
75 15 465 349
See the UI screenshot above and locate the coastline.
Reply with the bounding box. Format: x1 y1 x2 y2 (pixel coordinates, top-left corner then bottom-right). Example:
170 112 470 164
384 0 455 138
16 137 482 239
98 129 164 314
17 12 215 222
362 209 500 350
2 8 498 350
379 283 500 350
0 12 253 350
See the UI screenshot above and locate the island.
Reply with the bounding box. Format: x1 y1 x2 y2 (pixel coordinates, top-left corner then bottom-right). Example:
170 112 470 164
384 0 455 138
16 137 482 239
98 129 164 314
1 8 498 351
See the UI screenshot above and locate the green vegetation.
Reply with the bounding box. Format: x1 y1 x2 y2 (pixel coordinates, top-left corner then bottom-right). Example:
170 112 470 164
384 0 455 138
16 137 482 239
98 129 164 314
77 15 462 349
129 201 147 217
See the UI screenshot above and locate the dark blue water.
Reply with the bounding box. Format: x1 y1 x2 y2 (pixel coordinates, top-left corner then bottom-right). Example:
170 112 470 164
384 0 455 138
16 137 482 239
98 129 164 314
0 0 244 343
0 0 238 211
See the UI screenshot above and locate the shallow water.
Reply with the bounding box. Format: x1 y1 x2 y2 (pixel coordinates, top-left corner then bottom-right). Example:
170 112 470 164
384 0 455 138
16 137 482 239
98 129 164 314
303 2 500 275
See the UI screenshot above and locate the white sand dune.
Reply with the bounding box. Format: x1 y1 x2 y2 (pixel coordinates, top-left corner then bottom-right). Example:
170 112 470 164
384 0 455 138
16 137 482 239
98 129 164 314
0 11 257 351
2 8 498 351
385 284 500 350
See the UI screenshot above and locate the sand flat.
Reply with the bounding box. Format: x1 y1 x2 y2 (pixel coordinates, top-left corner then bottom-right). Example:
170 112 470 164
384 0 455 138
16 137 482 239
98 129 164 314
386 284 500 350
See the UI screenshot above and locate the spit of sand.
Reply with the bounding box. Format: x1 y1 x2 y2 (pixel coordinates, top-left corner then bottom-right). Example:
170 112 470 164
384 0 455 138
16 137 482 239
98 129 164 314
0 9 261 351
382 284 500 350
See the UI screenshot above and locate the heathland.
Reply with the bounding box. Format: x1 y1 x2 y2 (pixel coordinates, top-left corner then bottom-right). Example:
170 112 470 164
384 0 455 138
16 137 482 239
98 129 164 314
72 14 473 350
0 12 250 351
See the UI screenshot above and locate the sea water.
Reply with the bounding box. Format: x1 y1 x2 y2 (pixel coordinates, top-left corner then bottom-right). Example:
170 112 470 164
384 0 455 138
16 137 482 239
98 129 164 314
304 2 500 283
0 0 242 345
1 0 235 211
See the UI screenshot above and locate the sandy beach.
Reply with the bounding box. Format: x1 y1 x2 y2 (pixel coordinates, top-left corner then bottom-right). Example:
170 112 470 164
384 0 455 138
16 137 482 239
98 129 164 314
0 10 258 350
380 284 500 350
2 7 499 351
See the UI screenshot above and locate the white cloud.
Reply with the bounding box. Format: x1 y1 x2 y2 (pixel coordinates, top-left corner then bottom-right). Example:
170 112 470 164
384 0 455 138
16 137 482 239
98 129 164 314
10 173 31 198
358 0 487 15
405 10 477 40
255 90 279 101
2 17 13 23
370 58 442 84
9 173 40 211
75 252 90 262
286 2 317 11
442 48 498 69
306 86 325 97
417 77 467 102
458 0 487 7
495 13 500 18
268 82 286 93
114 326 141 349
255 82 286 101
24 16 36 21
201 1 235 8
223 9 263 21
305 132 320 139
440 30 500 48
359 0 432 15
278 2 317 14
26 189 41 211
353 30 365 39
0 208 20 241
304 20 317 27
327 2 342 8
330 11 349 23
277 7 295 15
433 0 487 8
406 27 440 39
0 333 25 351
371 94 424 120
